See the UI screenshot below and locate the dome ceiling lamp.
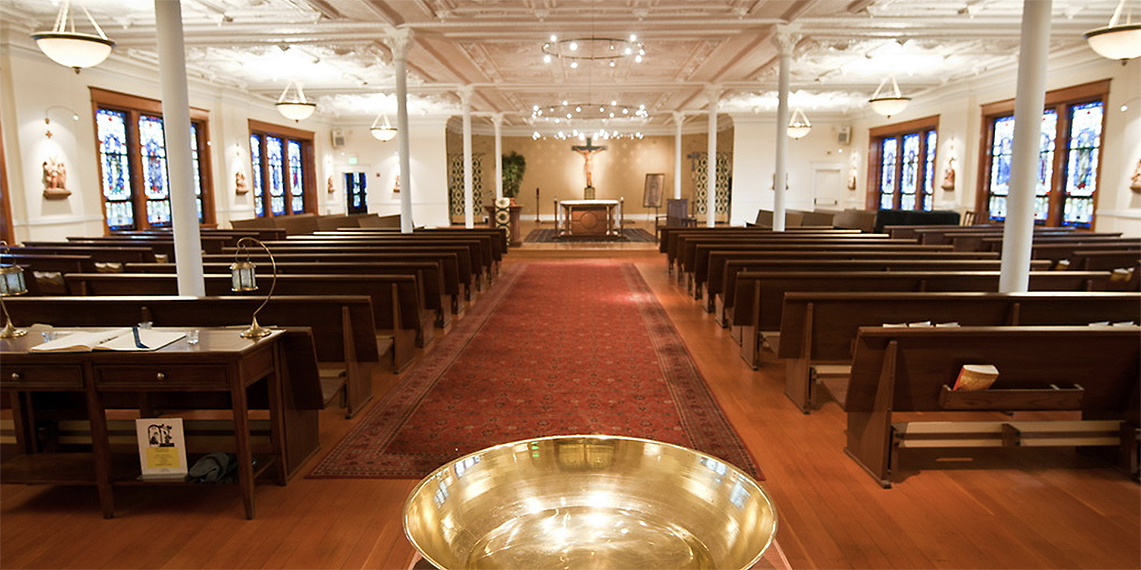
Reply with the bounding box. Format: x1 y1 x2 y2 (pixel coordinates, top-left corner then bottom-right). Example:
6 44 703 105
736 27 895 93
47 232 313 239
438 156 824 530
370 112 397 141
868 76 911 117
1084 0 1141 62
31 1 116 73
275 81 316 121
787 107 812 139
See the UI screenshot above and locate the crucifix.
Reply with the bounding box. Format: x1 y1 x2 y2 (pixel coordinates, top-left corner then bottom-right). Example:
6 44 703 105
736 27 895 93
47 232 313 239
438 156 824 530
571 137 607 199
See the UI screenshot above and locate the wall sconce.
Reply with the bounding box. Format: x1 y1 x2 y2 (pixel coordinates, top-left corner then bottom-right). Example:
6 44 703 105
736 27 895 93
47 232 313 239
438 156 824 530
275 81 316 122
0 241 28 339
31 1 116 73
370 112 398 141
868 76 911 117
229 237 276 339
787 107 812 139
1084 0 1141 62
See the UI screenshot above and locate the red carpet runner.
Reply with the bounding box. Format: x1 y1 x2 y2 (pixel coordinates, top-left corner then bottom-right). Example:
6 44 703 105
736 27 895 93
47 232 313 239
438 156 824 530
309 261 760 479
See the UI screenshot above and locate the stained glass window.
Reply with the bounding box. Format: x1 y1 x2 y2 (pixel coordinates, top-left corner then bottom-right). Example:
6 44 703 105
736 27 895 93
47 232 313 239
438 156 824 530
250 134 264 217
139 115 172 226
923 130 937 211
900 133 919 210
191 124 203 222
287 140 304 214
266 136 286 216
982 83 1105 228
97 109 134 230
346 172 368 214
879 138 897 210
1062 101 1102 228
873 123 937 212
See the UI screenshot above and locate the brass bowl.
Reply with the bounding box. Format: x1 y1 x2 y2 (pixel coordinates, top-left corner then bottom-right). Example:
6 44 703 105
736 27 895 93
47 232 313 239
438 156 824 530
404 435 777 570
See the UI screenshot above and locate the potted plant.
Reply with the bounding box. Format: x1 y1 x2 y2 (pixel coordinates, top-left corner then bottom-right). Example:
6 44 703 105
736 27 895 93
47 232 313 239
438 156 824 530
501 151 526 205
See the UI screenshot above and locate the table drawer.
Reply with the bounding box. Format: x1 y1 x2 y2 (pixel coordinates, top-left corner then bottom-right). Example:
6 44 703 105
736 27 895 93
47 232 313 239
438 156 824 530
1 365 84 389
95 365 229 389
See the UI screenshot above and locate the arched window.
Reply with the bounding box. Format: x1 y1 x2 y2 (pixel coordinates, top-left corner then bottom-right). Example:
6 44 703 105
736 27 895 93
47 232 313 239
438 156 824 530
978 80 1108 228
92 88 214 232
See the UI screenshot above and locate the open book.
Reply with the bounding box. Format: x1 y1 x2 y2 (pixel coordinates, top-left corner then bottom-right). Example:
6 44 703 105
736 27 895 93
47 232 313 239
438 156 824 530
31 327 186 353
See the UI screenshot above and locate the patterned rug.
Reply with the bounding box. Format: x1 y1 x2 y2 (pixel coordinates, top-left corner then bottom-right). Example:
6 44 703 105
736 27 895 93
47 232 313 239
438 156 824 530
524 227 656 243
308 261 760 479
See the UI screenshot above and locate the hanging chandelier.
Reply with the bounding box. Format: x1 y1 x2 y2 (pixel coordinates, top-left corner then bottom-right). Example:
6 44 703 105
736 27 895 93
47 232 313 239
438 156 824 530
31 1 116 72
529 100 649 140
275 81 316 121
1084 0 1141 61
787 108 812 139
370 112 397 141
542 34 645 68
868 76 910 118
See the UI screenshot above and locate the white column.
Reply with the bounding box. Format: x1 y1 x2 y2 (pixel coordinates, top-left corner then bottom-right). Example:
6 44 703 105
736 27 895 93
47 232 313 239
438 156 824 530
706 86 720 227
1000 0 1052 292
492 113 504 200
460 86 474 228
773 26 798 232
673 111 684 200
154 0 203 295
389 28 414 233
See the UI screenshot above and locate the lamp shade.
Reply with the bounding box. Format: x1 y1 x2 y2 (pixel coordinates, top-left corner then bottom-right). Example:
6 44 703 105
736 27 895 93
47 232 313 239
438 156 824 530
276 101 316 121
868 96 911 118
1084 24 1141 60
371 126 397 141
230 259 258 292
32 31 115 70
787 107 812 139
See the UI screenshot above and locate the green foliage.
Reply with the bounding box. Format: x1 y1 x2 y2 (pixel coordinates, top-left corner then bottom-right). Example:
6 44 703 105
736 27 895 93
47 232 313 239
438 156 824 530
501 151 526 198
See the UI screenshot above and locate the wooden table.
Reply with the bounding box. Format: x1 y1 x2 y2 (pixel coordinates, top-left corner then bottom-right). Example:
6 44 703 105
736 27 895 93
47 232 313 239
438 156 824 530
1 327 289 519
557 199 623 238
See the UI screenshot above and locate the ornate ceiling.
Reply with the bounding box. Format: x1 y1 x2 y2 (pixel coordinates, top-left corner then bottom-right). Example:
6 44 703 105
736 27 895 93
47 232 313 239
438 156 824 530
0 0 1127 132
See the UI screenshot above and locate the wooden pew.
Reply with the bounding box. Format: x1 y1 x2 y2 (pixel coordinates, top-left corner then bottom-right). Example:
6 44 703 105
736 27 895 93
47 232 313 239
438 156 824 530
277 236 495 286
61 273 422 372
6 245 158 268
115 227 289 243
947 231 1118 252
711 257 1049 324
62 235 233 254
201 251 466 315
844 325 1140 487
2 295 382 418
657 226 861 255
886 224 1002 241
326 227 509 268
230 242 481 299
1 254 93 295
671 232 892 277
733 270 1112 369
776 291 1141 413
126 261 453 329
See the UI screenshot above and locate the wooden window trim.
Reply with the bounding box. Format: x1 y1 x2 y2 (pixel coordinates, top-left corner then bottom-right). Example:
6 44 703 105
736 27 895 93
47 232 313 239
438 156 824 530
90 88 215 231
247 120 317 217
975 80 1110 227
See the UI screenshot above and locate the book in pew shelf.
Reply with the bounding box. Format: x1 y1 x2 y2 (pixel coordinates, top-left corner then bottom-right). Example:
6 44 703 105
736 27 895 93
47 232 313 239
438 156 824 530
30 327 186 353
953 364 1000 391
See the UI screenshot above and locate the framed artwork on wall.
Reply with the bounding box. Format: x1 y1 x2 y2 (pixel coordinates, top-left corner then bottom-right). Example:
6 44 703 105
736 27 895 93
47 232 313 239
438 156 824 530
643 173 664 208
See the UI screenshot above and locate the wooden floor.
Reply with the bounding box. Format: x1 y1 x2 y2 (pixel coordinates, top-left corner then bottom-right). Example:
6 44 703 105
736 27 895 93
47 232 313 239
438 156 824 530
2 236 1138 569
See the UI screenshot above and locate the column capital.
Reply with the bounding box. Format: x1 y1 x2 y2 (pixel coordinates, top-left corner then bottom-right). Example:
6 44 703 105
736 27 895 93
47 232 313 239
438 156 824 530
773 23 801 55
457 85 474 107
672 111 686 125
705 84 722 104
491 112 504 127
385 27 414 61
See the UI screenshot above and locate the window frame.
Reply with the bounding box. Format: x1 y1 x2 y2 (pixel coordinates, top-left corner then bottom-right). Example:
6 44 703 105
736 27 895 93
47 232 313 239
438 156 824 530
975 79 1110 228
247 119 317 218
866 115 940 212
90 87 215 233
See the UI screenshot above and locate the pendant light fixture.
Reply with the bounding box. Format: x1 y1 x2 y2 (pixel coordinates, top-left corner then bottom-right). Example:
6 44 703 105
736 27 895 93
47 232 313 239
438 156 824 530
31 1 116 73
868 76 910 118
1084 0 1141 62
275 81 316 121
787 107 812 139
370 112 397 141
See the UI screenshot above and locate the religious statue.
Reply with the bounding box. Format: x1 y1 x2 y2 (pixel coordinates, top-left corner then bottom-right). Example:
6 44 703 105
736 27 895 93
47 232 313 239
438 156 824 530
42 156 70 199
235 171 249 194
1131 158 1141 194
571 137 607 199
941 155 956 191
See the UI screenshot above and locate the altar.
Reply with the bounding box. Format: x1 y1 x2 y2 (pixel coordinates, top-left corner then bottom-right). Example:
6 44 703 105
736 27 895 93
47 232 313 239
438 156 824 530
556 199 623 238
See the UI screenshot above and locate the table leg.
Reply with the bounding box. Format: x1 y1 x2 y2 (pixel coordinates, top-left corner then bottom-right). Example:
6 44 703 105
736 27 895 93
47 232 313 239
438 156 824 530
85 377 115 519
230 380 255 519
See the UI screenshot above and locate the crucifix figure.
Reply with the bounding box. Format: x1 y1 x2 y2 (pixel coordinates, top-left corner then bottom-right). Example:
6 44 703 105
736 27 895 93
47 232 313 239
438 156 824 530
571 137 607 198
